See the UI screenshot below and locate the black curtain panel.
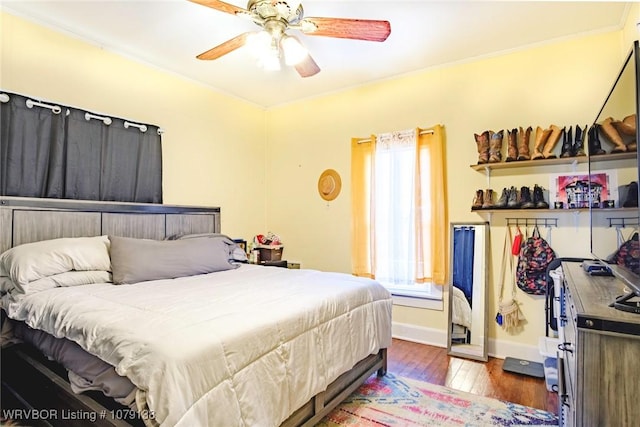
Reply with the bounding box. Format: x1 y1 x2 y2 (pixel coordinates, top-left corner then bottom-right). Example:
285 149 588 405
0 92 162 203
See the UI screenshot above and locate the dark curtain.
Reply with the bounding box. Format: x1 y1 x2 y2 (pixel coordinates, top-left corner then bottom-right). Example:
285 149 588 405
1 92 162 203
453 226 475 307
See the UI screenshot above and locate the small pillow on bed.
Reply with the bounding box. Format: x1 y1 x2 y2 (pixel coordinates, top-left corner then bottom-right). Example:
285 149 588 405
109 236 238 285
0 236 111 293
169 233 248 263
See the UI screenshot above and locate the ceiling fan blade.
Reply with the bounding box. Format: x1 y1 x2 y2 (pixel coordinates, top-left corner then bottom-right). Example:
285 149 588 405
196 32 252 60
188 0 246 15
295 54 320 78
301 17 391 42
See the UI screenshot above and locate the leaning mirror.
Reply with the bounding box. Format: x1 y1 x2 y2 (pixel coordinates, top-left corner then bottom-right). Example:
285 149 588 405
447 222 489 361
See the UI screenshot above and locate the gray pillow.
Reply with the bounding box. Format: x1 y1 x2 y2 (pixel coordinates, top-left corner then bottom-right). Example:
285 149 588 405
169 233 248 263
109 236 237 285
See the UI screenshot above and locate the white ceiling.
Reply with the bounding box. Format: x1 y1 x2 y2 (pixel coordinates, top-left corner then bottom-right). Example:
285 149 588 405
1 1 631 108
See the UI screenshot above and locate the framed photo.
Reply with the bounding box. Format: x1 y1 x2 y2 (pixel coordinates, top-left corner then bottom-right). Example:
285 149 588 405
549 170 618 209
233 239 247 254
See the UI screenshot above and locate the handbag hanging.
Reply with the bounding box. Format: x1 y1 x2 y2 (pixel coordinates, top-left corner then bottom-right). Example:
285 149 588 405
496 226 523 332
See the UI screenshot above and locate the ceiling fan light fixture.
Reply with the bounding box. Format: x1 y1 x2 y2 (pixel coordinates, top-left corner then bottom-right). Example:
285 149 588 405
281 35 308 66
246 30 272 57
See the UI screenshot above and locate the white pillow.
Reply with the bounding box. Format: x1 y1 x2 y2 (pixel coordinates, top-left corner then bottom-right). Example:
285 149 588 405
0 236 111 293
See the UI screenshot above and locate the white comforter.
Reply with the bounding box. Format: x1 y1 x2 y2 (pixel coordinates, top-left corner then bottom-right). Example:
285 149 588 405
451 285 472 329
1 264 392 427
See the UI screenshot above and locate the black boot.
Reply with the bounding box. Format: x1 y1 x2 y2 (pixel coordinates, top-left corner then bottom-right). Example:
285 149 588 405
624 182 639 208
573 125 586 156
495 188 508 208
519 186 534 208
533 184 549 208
588 124 606 155
507 186 519 208
560 126 573 157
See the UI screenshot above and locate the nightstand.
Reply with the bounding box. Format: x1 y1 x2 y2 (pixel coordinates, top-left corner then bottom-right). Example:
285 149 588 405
259 260 288 268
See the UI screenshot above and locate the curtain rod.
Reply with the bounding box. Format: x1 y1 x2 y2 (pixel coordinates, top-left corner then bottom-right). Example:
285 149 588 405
26 98 62 114
85 112 112 125
357 129 434 144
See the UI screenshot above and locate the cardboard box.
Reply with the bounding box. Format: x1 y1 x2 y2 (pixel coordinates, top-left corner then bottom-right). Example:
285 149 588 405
258 245 283 261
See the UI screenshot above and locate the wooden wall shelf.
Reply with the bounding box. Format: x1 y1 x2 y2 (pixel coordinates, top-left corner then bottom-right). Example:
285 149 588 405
469 152 636 172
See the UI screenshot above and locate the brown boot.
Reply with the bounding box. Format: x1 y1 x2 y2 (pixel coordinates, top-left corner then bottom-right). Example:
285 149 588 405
543 124 563 158
506 128 517 162
472 189 484 210
532 126 551 160
475 131 490 164
601 117 626 153
612 114 637 136
482 189 494 209
517 126 532 160
488 130 503 163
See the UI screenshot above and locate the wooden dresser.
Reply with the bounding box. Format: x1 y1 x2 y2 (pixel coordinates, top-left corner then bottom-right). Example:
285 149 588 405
559 262 640 427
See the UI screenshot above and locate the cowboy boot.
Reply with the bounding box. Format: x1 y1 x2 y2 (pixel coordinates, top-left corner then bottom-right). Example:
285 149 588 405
543 124 562 159
474 131 490 164
507 186 519 208
560 126 573 158
482 189 495 209
472 189 484 210
488 130 503 163
506 128 517 162
613 114 637 136
573 125 586 157
519 186 534 208
615 114 637 151
495 187 508 208
531 126 551 160
517 126 532 160
533 184 549 208
600 117 626 153
588 124 606 155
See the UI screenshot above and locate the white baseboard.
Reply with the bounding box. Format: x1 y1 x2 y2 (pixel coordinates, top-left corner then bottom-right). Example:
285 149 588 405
392 321 543 363
391 321 447 348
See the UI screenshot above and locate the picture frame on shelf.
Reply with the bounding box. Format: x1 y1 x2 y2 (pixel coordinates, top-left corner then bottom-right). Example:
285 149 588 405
233 239 247 254
549 170 618 209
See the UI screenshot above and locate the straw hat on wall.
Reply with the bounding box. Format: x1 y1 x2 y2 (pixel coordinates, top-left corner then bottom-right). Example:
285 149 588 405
318 169 342 201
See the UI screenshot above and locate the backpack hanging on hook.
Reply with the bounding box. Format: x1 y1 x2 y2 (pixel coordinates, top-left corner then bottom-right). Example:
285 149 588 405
609 230 640 274
515 225 557 295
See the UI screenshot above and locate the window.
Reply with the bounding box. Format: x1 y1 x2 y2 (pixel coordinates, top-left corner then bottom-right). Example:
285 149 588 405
351 126 447 302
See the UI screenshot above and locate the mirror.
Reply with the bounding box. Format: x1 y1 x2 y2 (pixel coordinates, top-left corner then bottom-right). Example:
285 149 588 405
447 222 489 362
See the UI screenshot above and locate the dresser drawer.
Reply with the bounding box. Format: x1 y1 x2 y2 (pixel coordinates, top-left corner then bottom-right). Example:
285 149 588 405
562 285 577 389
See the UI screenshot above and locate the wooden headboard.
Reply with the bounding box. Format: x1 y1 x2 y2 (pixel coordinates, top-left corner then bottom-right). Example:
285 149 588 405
0 196 221 253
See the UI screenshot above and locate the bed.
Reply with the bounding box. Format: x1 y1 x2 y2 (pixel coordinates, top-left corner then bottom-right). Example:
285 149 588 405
0 196 392 427
450 285 472 343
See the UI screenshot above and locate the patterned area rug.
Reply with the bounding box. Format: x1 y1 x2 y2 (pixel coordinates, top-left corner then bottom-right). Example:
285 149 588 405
317 373 559 426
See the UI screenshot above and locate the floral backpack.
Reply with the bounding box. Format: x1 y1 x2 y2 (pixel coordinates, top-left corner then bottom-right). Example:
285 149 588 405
515 227 556 295
609 232 640 274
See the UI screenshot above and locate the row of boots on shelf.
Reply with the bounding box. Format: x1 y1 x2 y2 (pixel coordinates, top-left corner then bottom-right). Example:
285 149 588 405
472 185 549 210
474 114 637 164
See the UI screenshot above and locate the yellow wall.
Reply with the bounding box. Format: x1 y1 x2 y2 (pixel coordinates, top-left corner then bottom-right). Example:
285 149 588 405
2 9 637 354
0 12 267 239
265 31 631 349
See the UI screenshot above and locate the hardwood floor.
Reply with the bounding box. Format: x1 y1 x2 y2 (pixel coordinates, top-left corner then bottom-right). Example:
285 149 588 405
386 338 559 416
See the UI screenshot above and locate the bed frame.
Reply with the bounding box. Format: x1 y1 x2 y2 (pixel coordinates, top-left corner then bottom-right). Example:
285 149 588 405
0 196 387 426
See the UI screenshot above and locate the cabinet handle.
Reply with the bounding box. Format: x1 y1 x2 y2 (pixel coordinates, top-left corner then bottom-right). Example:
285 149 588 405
558 342 573 354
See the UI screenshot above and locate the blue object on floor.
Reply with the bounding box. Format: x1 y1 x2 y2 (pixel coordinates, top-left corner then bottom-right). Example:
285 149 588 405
502 357 545 378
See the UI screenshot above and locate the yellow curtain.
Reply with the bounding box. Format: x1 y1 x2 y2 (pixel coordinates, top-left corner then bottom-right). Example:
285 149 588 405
350 136 376 278
351 126 447 284
416 125 448 285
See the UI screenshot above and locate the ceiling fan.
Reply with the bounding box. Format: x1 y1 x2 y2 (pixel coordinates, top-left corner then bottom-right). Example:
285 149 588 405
189 0 391 77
